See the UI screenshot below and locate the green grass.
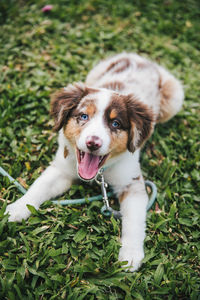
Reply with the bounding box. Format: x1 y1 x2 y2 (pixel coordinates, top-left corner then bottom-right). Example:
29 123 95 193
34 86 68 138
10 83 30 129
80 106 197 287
0 0 200 299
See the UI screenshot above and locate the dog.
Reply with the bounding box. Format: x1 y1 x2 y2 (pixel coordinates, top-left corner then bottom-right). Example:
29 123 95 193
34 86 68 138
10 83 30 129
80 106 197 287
5 53 184 271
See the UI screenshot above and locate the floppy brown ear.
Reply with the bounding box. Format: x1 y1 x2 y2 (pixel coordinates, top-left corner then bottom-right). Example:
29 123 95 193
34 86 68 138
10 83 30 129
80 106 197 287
126 95 155 152
50 82 88 131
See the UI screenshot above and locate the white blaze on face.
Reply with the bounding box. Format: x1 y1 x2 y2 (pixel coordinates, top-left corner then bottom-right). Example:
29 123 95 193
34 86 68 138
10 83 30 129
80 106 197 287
76 90 112 180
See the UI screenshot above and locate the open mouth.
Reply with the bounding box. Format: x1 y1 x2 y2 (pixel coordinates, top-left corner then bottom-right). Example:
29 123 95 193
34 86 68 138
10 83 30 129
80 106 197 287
76 149 109 180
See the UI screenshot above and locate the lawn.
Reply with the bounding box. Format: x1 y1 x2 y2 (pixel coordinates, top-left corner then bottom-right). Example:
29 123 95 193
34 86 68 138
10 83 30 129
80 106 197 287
0 0 200 299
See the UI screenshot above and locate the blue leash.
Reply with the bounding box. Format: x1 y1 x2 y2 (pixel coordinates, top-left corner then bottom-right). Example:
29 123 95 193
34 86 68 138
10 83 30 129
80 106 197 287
0 166 157 219
0 166 27 194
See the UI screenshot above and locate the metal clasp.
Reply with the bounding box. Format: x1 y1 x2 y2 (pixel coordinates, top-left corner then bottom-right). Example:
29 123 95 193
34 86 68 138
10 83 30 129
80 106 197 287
95 169 110 211
95 169 122 218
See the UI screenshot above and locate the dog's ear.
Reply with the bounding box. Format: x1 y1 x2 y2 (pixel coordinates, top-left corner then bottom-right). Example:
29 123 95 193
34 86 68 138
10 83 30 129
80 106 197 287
126 95 155 152
50 82 88 131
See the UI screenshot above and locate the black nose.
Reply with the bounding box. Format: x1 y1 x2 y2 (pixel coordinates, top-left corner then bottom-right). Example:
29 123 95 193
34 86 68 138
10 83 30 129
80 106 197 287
86 136 103 151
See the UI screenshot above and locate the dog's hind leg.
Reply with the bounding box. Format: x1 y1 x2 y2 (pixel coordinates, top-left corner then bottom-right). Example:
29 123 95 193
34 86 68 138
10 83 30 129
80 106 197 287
157 65 184 123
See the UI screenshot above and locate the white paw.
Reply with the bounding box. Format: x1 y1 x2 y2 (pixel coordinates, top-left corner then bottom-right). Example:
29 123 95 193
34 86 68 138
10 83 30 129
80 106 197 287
118 246 144 272
5 198 33 222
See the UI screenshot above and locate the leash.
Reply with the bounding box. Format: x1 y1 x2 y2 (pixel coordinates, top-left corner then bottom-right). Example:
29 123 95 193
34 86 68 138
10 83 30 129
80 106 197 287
0 166 27 194
0 165 157 219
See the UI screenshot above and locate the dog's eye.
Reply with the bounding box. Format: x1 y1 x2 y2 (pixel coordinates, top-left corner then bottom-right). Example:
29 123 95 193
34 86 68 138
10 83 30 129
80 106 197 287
111 120 121 129
80 114 89 121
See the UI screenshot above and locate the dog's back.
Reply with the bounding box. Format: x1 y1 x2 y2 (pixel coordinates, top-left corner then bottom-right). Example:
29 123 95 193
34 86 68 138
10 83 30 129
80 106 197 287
86 53 184 123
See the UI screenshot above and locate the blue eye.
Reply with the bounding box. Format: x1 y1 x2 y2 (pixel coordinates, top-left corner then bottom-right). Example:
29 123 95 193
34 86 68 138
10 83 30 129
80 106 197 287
112 120 120 128
80 114 89 121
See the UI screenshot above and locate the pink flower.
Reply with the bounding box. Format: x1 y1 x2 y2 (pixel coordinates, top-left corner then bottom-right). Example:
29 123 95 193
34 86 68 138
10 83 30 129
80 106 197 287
41 5 53 12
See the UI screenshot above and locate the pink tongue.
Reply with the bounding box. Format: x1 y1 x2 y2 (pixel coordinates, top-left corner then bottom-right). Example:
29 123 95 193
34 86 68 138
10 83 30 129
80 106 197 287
78 152 100 180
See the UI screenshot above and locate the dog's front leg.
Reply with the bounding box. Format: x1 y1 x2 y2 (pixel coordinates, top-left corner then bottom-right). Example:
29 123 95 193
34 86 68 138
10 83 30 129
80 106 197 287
118 176 148 272
5 162 73 222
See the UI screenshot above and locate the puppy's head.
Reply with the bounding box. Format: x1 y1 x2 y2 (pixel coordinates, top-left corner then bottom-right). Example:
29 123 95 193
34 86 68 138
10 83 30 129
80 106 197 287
51 83 154 180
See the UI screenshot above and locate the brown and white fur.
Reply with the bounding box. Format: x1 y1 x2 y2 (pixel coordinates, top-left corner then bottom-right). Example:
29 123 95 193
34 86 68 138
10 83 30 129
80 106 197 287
5 53 184 271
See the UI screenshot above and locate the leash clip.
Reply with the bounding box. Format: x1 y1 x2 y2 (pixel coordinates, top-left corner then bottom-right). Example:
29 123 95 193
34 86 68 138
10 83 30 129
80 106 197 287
95 169 110 210
95 169 122 218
